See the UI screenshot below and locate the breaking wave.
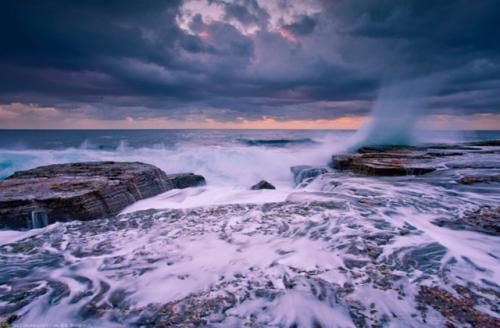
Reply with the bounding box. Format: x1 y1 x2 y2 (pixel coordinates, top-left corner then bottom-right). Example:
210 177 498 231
0 143 328 188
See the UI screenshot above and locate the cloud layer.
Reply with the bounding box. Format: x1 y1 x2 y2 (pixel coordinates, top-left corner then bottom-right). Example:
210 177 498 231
1 0 499 127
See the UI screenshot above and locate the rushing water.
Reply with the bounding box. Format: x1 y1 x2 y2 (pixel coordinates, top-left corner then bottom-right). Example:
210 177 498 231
0 129 499 327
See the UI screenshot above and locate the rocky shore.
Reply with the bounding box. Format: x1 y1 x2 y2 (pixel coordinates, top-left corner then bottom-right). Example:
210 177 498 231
0 140 499 327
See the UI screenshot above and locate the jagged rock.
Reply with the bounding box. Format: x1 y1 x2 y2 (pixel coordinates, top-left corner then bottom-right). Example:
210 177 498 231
290 165 328 186
0 161 173 229
169 173 206 189
457 175 500 185
331 147 437 176
250 180 276 190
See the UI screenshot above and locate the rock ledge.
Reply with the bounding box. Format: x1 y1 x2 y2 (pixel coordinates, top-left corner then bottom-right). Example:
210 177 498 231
0 161 173 228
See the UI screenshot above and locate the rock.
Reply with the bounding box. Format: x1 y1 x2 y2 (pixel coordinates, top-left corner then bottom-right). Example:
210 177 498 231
416 286 500 327
250 180 276 190
432 206 499 236
3 314 20 326
0 161 173 229
290 165 328 186
169 173 206 189
457 175 500 185
331 147 437 176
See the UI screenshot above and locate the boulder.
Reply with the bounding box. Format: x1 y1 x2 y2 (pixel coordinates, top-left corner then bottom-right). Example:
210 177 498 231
331 147 437 176
169 173 206 189
0 161 174 229
250 180 276 190
290 165 328 186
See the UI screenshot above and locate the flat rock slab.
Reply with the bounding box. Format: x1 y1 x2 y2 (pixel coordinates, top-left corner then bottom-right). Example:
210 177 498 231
0 161 174 229
331 146 439 176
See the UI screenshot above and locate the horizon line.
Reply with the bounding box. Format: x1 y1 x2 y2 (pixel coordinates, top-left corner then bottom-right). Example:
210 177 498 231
0 128 499 131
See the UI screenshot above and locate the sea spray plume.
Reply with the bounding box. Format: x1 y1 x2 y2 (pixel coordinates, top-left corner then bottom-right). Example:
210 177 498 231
350 76 443 148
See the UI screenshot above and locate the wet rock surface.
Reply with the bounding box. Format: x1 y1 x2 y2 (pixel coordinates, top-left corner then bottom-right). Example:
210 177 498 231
250 180 276 190
432 206 500 236
169 173 207 189
0 162 174 228
416 285 500 327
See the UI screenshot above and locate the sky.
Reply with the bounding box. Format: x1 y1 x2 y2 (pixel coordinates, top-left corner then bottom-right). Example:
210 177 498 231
0 0 499 129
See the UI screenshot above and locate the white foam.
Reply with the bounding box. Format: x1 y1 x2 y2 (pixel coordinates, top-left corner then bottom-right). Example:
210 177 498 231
0 142 329 187
0 224 59 246
122 186 295 213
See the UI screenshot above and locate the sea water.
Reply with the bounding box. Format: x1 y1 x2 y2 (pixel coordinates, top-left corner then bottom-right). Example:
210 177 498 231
1 129 498 182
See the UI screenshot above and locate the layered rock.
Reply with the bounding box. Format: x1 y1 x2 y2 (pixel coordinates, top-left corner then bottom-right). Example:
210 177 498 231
331 146 437 176
0 161 174 228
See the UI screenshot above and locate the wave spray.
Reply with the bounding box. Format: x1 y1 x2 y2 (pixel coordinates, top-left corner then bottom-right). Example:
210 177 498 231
350 76 443 148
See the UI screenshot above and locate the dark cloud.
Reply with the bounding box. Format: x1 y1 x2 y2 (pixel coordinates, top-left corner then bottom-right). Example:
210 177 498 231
282 15 316 36
329 0 500 77
222 0 270 29
0 0 499 123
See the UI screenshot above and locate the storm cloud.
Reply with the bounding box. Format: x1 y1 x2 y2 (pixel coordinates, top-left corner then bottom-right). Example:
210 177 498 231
0 0 499 125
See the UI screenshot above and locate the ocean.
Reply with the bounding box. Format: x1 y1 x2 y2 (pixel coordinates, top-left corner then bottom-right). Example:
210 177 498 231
1 129 499 183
